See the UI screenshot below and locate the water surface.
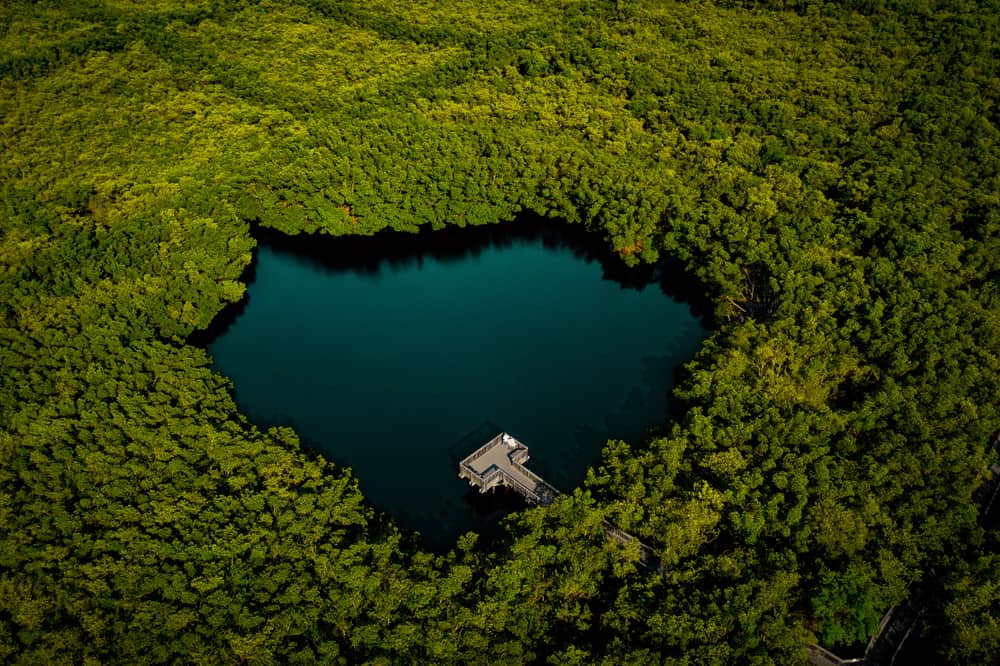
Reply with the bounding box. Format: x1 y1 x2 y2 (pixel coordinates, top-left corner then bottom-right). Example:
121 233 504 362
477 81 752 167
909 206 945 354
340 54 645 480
206 220 707 546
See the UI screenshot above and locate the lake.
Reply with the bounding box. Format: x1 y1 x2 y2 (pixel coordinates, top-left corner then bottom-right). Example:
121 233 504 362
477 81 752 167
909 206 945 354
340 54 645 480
205 219 708 546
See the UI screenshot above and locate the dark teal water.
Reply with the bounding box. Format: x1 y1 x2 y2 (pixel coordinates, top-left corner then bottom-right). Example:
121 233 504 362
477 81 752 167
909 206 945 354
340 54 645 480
206 221 707 546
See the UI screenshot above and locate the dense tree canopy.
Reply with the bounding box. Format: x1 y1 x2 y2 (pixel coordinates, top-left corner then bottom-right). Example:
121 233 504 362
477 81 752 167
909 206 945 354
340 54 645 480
1 0 998 663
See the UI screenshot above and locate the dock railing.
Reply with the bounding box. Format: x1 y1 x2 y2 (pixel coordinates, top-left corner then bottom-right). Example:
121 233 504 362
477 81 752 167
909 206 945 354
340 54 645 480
462 433 505 466
498 470 549 504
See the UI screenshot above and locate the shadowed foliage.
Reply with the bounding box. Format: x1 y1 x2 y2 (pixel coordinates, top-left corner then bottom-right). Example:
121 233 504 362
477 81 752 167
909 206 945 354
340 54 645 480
1 0 998 662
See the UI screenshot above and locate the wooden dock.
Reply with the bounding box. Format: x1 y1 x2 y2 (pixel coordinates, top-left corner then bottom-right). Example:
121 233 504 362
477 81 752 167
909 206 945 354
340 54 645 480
459 432 659 568
458 432 560 506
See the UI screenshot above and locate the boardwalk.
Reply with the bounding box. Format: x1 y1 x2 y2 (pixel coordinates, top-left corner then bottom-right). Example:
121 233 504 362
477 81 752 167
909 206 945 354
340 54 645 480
978 432 1000 528
459 432 658 567
805 645 863 666
863 592 924 666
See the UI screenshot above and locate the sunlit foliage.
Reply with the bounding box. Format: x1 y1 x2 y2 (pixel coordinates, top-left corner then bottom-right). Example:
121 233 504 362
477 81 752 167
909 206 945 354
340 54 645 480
1 0 998 662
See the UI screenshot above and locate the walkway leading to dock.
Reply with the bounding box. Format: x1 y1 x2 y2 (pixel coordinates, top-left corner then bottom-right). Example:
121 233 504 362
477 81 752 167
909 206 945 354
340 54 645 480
458 432 658 568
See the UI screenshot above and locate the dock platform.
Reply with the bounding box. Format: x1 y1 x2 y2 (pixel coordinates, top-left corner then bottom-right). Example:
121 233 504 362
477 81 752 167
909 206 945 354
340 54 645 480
458 432 559 506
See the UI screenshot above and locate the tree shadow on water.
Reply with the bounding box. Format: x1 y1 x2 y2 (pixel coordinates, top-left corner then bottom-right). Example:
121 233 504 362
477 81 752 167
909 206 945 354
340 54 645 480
191 213 713 347
255 213 709 308
540 351 690 490
255 214 617 278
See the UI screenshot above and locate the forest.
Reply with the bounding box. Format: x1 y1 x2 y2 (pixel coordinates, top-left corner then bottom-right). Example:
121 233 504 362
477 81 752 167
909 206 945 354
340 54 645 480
1 0 998 663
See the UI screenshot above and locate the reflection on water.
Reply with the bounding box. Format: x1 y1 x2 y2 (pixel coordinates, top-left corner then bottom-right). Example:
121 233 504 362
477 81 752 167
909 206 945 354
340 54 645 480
201 217 708 547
